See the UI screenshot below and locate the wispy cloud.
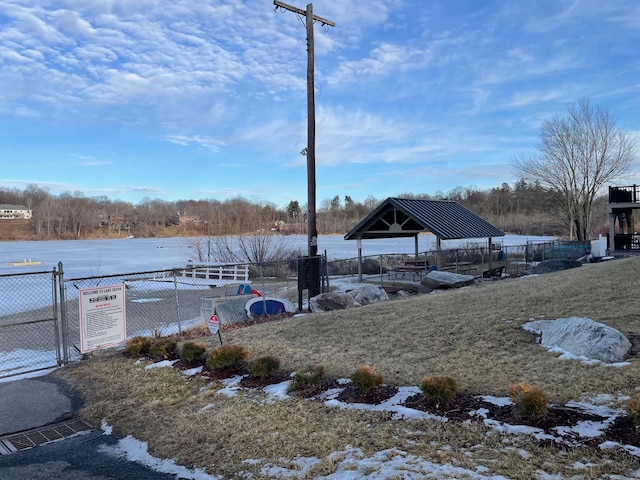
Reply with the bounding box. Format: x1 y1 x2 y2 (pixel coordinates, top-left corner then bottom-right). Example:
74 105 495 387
0 0 638 205
165 134 226 152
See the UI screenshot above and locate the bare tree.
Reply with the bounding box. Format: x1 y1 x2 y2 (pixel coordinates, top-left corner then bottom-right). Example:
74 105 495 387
212 232 298 264
513 98 637 240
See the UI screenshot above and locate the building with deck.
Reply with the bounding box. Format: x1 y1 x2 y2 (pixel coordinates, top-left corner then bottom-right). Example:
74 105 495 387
0 205 31 220
607 185 640 254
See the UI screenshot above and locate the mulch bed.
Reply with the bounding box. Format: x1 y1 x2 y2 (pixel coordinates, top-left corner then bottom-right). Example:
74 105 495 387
239 370 291 389
135 351 640 451
287 377 341 398
402 392 640 448
335 384 399 405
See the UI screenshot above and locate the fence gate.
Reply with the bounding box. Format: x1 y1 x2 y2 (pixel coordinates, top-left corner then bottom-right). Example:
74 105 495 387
0 264 66 379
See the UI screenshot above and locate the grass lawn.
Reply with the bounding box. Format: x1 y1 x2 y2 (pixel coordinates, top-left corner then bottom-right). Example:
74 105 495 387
55 256 640 479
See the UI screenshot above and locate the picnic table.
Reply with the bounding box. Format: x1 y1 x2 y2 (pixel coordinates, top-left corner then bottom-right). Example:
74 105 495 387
390 260 428 281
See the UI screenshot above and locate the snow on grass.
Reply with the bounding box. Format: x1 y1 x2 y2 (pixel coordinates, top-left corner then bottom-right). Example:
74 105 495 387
262 380 291 400
83 362 640 479
197 372 640 458
252 444 512 479
144 359 178 370
182 365 204 376
215 375 245 397
323 384 446 421
99 421 221 480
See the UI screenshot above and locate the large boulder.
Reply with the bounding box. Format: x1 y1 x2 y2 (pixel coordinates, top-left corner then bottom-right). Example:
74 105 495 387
421 270 475 289
530 259 582 274
523 317 631 363
309 292 362 313
347 284 389 305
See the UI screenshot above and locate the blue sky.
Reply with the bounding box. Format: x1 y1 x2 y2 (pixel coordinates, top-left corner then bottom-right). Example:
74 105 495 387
1 0 639 208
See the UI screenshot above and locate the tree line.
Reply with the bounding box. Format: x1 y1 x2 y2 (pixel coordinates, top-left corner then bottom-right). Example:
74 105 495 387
0 180 609 241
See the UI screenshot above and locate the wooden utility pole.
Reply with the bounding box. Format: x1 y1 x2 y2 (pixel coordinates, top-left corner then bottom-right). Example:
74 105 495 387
274 1 335 257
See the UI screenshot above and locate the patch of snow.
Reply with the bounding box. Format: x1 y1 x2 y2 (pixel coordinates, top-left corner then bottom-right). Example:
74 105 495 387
0 348 59 378
100 419 113 435
214 375 244 397
182 365 204 376
0 365 58 384
262 380 291 400
99 421 221 479
144 359 178 370
469 408 489 418
252 445 512 479
131 297 163 303
478 395 512 407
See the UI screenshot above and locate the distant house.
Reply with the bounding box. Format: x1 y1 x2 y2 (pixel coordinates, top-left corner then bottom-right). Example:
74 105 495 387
179 214 200 224
0 204 32 220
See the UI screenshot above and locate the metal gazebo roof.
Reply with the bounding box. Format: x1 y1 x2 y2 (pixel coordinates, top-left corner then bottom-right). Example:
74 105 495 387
344 197 505 241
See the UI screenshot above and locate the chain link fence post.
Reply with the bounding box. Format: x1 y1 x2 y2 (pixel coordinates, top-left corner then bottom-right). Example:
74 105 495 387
58 261 69 364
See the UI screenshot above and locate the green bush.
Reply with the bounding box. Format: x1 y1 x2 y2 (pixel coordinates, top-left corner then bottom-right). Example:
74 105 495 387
290 365 325 390
180 341 207 364
508 383 549 417
206 345 249 370
351 365 383 394
124 336 153 357
248 356 281 378
420 376 457 405
147 338 177 360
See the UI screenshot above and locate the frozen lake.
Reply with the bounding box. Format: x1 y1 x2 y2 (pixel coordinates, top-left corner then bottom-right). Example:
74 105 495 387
0 234 555 279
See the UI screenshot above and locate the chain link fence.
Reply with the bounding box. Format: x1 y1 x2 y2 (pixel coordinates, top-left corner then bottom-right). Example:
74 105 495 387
0 240 590 378
0 269 63 378
61 262 302 353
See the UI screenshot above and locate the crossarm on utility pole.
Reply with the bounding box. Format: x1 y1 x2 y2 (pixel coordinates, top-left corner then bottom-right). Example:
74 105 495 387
273 0 335 26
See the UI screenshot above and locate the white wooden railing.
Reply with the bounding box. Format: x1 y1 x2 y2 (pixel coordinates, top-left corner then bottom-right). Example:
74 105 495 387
176 263 250 285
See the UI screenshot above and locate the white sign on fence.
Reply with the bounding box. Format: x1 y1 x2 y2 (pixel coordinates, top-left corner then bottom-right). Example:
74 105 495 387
79 284 127 353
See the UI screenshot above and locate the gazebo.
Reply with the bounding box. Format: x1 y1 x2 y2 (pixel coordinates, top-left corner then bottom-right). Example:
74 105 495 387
344 197 505 279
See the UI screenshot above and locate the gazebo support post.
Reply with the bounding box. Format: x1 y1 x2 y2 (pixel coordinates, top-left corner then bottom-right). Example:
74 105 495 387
414 235 419 259
357 238 363 281
436 236 442 270
488 237 493 272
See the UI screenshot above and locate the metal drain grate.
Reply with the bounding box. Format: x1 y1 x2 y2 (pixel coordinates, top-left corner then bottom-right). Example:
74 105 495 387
0 419 94 454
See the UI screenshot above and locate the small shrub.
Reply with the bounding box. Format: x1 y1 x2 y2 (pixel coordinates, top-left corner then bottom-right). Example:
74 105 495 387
420 376 457 406
290 365 325 390
147 338 177 360
125 336 153 357
508 383 549 417
351 365 383 394
206 345 249 370
625 398 640 427
248 356 281 378
180 342 207 364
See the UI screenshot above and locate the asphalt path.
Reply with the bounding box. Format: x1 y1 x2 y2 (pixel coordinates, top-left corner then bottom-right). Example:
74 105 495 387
0 431 179 480
0 376 185 480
